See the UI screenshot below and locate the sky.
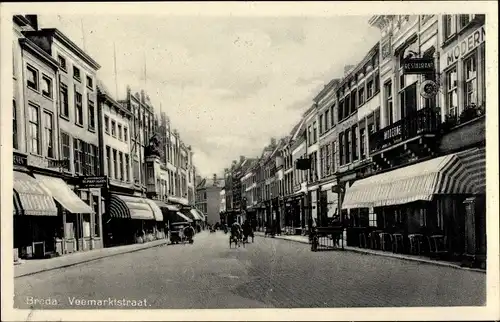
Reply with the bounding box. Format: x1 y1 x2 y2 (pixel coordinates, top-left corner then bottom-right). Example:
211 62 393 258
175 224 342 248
38 14 380 177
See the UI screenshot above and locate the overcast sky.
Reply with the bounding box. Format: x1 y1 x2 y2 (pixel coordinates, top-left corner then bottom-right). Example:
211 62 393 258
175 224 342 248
38 14 379 177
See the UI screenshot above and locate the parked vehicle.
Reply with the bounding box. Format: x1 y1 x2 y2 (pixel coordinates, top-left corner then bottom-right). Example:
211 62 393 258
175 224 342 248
169 222 189 244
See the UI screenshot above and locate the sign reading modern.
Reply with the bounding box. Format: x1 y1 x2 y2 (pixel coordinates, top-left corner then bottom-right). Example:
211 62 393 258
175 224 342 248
445 25 485 67
77 176 108 189
402 58 435 74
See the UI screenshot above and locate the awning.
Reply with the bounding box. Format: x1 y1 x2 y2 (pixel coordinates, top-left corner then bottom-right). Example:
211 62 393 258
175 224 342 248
109 194 131 219
13 171 58 216
194 208 206 221
144 199 164 222
154 200 180 212
176 211 192 223
167 196 189 206
190 209 203 221
34 174 93 214
456 147 486 194
342 154 473 209
114 195 155 220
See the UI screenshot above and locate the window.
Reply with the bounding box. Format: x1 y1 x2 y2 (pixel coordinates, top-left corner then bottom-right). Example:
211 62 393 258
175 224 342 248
118 124 122 140
446 67 458 117
13 100 18 150
27 65 38 90
93 195 100 237
44 112 54 158
75 91 83 125
58 55 67 71
106 146 111 177
385 81 394 125
338 100 344 121
29 104 40 154
104 116 110 134
352 125 358 161
319 115 323 134
313 122 317 143
325 110 330 130
88 100 95 130
113 149 118 180
86 75 93 90
459 14 474 29
444 15 456 39
358 87 365 105
42 75 52 98
367 80 374 98
308 126 312 145
464 54 477 107
73 139 83 175
73 66 81 81
60 84 69 117
125 154 130 182
119 152 124 181
90 144 99 175
124 127 128 142
344 95 350 117
374 72 380 92
60 131 71 170
369 213 377 227
345 129 351 164
330 104 335 126
111 121 116 137
331 141 336 172
339 133 344 166
360 127 366 159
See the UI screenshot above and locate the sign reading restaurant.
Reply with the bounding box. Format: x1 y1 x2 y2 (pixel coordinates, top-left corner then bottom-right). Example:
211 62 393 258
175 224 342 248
402 58 435 75
445 25 485 67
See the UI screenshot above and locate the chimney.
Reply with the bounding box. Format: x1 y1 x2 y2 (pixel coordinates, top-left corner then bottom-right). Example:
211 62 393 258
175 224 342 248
344 65 355 76
213 174 217 186
239 156 245 163
25 15 38 30
270 138 277 147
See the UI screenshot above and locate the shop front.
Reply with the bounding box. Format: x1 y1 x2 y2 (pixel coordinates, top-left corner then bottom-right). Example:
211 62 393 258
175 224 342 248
34 174 96 254
341 152 485 265
13 171 59 259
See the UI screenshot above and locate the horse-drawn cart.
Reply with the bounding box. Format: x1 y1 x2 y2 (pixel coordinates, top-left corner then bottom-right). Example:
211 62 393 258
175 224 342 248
310 226 345 251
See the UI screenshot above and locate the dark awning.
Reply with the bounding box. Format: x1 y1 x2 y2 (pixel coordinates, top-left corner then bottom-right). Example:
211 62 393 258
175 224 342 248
13 171 58 216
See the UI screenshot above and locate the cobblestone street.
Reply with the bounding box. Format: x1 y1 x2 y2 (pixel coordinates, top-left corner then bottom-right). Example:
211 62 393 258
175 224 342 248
15 231 486 309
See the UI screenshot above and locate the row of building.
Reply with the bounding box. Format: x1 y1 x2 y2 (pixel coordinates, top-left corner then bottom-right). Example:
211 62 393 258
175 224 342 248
12 15 202 260
220 15 486 268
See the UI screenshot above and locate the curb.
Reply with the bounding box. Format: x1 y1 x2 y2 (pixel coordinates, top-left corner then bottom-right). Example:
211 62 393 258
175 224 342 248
256 232 486 274
15 240 170 278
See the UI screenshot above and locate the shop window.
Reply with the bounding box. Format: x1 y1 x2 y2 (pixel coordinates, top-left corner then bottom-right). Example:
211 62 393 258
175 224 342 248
369 212 377 227
65 215 76 239
446 67 458 118
29 103 40 155
60 84 69 118
464 54 478 107
419 209 427 227
93 195 100 237
83 213 91 238
44 111 54 158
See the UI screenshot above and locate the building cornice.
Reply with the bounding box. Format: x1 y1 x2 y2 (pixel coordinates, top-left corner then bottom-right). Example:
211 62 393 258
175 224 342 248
313 78 340 103
98 87 132 117
19 38 59 70
43 28 101 70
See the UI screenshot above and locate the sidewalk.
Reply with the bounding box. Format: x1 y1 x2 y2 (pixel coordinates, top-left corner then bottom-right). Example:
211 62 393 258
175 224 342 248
255 232 486 273
14 238 170 278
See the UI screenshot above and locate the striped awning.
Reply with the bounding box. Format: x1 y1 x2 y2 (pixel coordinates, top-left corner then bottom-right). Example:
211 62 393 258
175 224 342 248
34 174 93 214
144 199 164 222
342 154 474 209
456 147 486 194
110 194 155 220
13 171 58 216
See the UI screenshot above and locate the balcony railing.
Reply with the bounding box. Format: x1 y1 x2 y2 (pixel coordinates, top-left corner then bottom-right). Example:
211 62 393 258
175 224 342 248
369 107 441 154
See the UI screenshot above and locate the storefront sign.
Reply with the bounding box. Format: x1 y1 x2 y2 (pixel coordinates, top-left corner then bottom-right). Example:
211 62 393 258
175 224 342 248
13 152 27 167
402 58 435 74
445 25 485 67
47 159 70 169
76 176 108 189
383 124 402 141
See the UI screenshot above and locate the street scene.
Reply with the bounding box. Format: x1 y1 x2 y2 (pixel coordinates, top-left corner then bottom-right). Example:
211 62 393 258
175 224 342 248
15 231 485 309
8 9 489 312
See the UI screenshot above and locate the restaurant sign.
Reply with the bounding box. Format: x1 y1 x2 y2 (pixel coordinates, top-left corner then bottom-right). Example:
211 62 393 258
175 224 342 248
402 58 435 75
445 25 485 67
76 176 108 189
